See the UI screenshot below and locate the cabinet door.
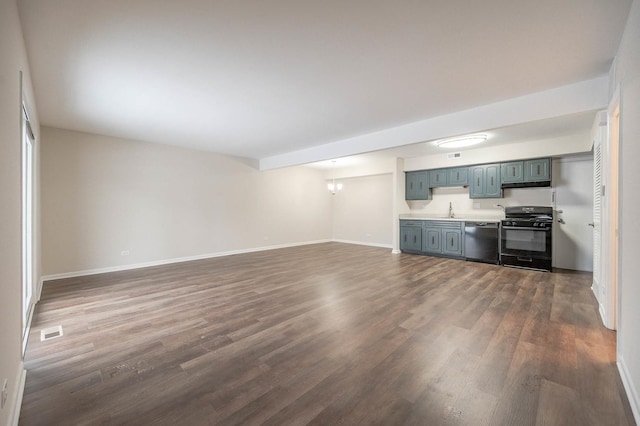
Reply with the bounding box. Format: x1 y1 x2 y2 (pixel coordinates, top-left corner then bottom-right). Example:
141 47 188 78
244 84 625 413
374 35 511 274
448 167 468 186
485 164 502 197
405 172 417 199
442 229 462 256
424 227 442 253
415 171 430 199
469 166 485 198
524 158 551 182
406 171 430 200
400 226 422 252
501 161 524 183
429 169 447 187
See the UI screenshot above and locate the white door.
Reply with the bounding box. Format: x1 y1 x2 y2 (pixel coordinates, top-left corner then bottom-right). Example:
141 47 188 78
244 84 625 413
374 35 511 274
592 111 606 311
553 157 595 272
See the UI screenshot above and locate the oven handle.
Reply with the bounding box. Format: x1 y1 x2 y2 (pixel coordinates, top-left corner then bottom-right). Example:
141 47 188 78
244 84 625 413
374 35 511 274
502 226 551 231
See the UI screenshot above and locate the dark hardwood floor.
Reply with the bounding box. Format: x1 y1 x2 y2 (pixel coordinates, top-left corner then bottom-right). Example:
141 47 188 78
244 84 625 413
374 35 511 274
20 243 635 425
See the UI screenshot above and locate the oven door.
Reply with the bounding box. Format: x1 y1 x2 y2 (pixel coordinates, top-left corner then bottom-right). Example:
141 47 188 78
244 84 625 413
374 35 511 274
500 225 552 259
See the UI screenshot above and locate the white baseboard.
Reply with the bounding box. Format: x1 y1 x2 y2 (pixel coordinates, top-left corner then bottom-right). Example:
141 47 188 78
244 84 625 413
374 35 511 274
591 284 607 326
36 277 43 302
618 355 640 424
10 367 26 426
598 303 606 327
41 239 332 282
331 239 393 249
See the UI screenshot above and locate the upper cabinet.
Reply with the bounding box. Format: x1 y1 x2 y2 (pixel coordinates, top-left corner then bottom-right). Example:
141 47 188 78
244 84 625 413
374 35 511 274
406 171 430 200
405 157 549 200
524 158 551 182
429 169 448 187
428 167 468 188
501 158 551 187
501 161 524 184
447 167 468 186
469 164 502 198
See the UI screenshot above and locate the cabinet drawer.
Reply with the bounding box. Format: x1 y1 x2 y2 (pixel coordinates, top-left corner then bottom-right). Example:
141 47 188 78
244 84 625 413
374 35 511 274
424 220 462 229
400 220 423 227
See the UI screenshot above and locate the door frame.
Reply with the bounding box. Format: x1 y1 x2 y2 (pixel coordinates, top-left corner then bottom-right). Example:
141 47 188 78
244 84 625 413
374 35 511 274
602 86 621 330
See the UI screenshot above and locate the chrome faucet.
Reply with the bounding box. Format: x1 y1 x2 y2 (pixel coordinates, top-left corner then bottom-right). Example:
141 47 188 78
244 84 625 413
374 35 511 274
449 202 455 218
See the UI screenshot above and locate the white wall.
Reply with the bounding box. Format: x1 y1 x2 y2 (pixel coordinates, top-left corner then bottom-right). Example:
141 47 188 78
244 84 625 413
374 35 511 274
0 0 41 424
41 127 332 277
331 174 393 247
406 186 552 221
612 0 640 421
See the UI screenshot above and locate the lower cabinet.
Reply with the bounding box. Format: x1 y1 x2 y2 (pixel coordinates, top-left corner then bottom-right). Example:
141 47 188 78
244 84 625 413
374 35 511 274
400 220 464 258
400 221 423 253
423 221 464 258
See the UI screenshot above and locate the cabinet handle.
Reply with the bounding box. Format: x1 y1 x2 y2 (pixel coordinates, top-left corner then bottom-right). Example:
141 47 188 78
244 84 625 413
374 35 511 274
410 182 413 190
537 164 541 174
419 182 422 189
404 235 407 242
450 237 453 247
413 235 417 244
491 176 494 186
456 171 459 180
431 236 435 245
512 166 515 176
477 177 480 186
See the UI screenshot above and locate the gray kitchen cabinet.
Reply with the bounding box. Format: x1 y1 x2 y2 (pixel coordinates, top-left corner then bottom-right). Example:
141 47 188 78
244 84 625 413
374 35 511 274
524 158 551 182
405 171 430 200
447 167 468 186
442 228 462 256
400 221 423 252
429 169 448 187
501 161 524 183
424 227 442 253
423 221 464 258
469 164 502 198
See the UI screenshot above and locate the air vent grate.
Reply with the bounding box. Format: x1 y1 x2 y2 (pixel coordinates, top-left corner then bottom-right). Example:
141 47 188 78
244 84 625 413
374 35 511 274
447 152 462 159
41 325 63 341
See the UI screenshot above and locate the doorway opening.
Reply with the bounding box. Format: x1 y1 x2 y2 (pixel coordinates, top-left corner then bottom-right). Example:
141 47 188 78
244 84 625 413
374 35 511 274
22 100 35 353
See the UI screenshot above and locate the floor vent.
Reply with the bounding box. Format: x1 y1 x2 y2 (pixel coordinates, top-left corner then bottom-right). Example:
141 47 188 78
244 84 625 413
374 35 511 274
41 325 63 341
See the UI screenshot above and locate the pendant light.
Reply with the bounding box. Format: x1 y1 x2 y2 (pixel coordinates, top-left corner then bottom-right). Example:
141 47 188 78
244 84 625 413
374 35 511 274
327 160 343 195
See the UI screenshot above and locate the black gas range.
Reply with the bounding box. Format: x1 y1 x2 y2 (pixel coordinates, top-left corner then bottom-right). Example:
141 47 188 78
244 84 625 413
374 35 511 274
500 206 553 272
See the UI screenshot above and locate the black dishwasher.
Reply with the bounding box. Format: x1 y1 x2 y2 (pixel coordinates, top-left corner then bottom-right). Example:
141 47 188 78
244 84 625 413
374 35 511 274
464 222 500 264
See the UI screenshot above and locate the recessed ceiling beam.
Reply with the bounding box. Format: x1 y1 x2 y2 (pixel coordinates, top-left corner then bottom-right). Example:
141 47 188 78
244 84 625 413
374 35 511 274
259 76 608 170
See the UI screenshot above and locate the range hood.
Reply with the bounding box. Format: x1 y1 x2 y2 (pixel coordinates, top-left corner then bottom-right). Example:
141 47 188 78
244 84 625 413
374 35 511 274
501 180 551 189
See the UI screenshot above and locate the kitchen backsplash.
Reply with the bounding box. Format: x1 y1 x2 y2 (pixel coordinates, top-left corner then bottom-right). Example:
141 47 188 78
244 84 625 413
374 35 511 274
407 186 553 219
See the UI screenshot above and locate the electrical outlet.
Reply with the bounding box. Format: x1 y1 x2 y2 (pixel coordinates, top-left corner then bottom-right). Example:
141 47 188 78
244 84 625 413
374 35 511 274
120 250 130 256
1 378 7 409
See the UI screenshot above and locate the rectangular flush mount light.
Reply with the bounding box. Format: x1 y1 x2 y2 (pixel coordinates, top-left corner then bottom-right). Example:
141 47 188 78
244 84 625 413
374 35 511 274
436 134 487 148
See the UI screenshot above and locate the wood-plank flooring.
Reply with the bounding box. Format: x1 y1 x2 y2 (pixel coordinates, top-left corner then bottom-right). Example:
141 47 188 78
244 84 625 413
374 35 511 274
20 243 636 425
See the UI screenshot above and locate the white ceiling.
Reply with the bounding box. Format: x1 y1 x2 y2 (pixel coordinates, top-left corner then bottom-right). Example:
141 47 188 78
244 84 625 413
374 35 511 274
18 0 631 165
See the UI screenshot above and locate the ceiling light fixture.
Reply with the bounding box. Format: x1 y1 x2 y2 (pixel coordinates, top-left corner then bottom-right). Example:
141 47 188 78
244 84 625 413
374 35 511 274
436 134 488 148
327 160 343 195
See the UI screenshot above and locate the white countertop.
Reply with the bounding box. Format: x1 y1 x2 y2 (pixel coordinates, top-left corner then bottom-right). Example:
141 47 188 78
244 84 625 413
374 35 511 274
399 214 503 223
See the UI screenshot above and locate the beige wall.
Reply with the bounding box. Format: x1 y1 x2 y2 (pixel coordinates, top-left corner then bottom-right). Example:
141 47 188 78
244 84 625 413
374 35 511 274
41 127 332 276
0 0 41 424
331 174 393 247
613 0 640 420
